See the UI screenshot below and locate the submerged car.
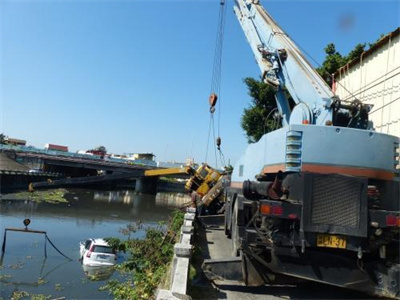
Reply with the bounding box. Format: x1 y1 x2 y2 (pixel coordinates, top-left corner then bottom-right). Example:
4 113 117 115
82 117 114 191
79 238 117 266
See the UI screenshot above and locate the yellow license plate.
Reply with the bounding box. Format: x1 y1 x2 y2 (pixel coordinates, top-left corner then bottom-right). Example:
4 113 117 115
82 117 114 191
316 234 346 249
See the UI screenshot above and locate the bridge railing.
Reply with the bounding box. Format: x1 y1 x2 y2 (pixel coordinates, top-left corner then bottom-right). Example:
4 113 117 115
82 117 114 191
0 144 158 168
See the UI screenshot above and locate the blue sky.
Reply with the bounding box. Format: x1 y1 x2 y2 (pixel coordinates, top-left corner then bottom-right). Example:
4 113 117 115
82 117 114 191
1 0 399 167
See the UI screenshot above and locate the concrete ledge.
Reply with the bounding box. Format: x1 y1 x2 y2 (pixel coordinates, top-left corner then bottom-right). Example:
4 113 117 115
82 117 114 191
171 257 190 294
184 213 195 221
180 232 192 244
184 220 193 227
157 207 196 300
186 207 196 214
174 243 193 257
156 289 191 300
181 225 194 234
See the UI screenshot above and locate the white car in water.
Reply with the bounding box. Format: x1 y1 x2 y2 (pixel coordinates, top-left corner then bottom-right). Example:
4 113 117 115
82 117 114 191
79 238 117 266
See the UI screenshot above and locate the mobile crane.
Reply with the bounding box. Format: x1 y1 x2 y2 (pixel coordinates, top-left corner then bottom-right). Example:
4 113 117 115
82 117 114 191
202 0 400 298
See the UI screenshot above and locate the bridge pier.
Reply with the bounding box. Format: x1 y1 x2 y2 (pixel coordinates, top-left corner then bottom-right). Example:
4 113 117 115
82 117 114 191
135 177 158 194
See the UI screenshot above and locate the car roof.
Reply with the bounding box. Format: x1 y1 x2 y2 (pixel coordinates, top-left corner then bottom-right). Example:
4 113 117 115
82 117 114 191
90 238 110 246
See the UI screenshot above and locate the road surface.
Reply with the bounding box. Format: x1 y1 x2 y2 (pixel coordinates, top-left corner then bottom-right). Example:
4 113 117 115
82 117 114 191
188 216 376 300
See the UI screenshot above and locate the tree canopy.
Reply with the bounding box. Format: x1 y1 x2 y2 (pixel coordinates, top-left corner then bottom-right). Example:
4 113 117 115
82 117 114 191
0 133 5 144
240 78 292 143
316 42 366 87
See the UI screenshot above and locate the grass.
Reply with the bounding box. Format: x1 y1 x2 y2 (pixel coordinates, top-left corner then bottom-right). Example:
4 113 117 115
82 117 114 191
101 210 185 300
1 189 68 204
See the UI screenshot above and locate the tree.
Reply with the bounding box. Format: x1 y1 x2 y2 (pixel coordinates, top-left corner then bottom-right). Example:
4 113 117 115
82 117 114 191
345 43 366 62
0 133 5 144
316 43 345 87
95 146 107 154
87 145 107 155
317 42 371 86
240 78 281 143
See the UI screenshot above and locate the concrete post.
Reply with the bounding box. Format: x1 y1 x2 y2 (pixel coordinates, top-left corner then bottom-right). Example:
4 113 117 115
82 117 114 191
135 176 159 194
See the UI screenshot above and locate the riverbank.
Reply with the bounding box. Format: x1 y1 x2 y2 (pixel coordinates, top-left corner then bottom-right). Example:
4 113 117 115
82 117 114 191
100 210 185 299
0 188 189 299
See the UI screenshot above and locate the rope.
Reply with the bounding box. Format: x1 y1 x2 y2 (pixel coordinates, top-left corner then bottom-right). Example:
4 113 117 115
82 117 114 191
340 68 400 101
2 229 72 261
369 96 400 115
218 149 226 168
205 115 213 163
211 116 218 168
45 234 72 261
205 0 227 168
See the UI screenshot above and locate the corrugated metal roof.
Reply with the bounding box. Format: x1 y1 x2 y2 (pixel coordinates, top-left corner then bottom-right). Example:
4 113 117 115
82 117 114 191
335 27 400 75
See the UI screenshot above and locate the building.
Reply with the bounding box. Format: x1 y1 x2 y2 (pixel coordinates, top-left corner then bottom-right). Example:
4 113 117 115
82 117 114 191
127 153 155 161
4 137 26 146
333 28 400 138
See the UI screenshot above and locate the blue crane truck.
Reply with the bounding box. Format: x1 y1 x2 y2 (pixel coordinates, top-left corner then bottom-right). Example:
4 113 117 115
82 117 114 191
202 1 400 298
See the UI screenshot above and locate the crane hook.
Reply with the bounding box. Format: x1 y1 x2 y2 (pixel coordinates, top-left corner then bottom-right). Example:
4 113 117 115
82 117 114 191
209 93 218 114
216 137 221 150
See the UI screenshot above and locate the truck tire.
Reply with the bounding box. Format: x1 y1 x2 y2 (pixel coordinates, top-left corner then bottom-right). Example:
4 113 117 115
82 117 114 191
231 200 239 257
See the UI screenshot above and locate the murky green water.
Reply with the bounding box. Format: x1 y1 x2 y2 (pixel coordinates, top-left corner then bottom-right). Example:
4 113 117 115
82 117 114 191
0 189 190 299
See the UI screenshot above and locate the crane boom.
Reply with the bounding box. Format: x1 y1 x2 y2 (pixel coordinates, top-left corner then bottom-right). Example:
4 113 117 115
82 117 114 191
234 0 337 126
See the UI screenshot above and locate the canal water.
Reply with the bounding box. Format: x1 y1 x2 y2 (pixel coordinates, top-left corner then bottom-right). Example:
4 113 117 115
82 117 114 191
0 189 191 299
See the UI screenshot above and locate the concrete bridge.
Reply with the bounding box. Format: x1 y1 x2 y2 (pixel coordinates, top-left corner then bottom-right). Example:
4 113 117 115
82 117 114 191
0 148 165 193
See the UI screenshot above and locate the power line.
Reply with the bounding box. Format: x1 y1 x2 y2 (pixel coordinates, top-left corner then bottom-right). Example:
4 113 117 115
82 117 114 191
340 71 400 102
369 96 400 115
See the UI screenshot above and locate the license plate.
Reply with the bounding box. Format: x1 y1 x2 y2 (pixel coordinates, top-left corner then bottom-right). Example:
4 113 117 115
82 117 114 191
316 234 346 249
98 254 108 259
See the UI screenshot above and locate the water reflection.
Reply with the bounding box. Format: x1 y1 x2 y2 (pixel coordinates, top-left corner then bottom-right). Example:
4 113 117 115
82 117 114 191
156 192 192 207
93 190 133 204
1 190 191 223
0 189 190 299
81 265 115 281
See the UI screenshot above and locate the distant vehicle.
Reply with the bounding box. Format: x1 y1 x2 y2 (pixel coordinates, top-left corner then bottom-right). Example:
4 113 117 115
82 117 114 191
79 238 117 266
28 169 41 174
45 143 68 152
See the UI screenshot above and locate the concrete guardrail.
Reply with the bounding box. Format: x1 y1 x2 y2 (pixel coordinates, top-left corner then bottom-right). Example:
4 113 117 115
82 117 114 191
156 207 196 300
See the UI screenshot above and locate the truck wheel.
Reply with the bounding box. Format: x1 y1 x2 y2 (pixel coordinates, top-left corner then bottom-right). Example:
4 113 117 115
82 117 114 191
231 200 239 257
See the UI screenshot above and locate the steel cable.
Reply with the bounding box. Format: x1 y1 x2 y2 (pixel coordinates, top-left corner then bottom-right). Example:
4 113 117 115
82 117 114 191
206 0 228 168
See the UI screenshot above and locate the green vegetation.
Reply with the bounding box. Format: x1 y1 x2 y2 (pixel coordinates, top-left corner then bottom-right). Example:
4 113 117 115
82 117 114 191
317 34 385 86
241 78 293 143
0 133 5 144
1 189 68 204
101 210 185 299
10 291 51 300
316 42 366 86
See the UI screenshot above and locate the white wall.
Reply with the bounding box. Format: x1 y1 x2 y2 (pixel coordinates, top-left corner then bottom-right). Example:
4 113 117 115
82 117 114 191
334 32 400 138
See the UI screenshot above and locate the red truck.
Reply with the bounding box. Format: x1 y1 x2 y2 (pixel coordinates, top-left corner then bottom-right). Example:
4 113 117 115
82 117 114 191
45 143 69 152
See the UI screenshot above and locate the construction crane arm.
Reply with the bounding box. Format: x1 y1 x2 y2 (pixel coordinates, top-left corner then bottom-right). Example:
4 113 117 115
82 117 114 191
234 0 337 126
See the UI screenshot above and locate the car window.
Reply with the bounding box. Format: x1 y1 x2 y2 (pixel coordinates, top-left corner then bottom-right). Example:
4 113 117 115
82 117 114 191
85 240 91 250
93 245 114 254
